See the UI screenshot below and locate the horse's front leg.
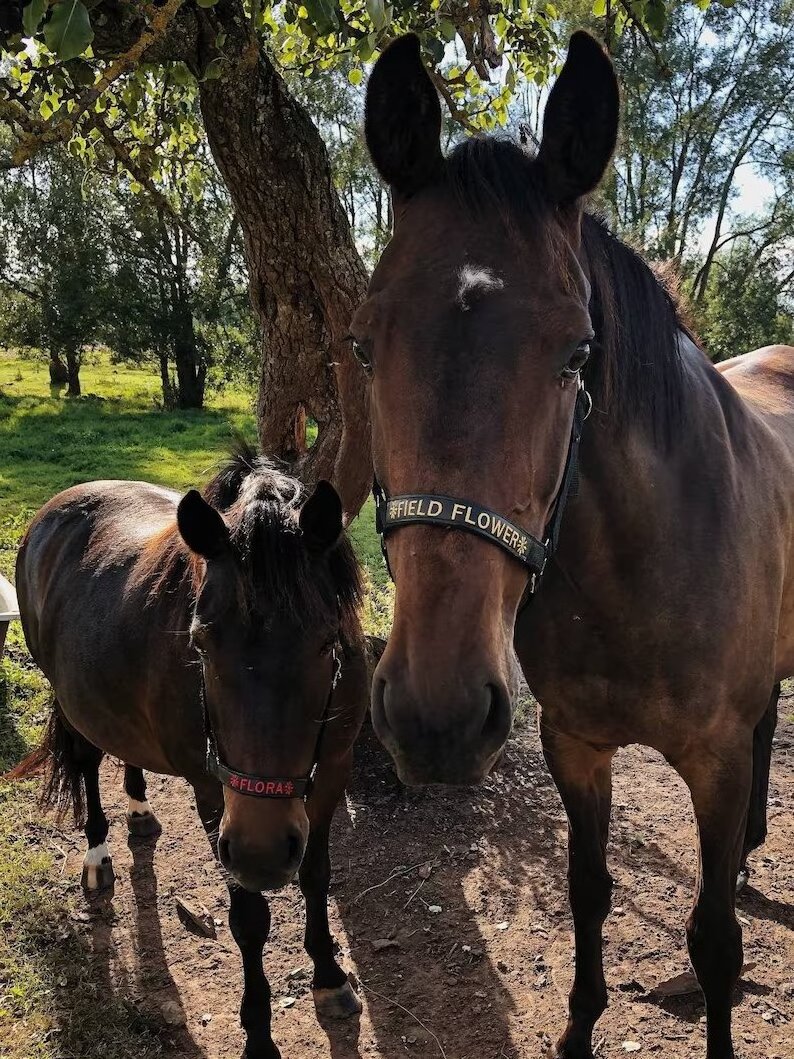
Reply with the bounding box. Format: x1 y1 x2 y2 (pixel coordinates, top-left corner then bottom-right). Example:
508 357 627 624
300 750 362 1021
195 788 280 1059
675 732 751 1059
542 727 615 1059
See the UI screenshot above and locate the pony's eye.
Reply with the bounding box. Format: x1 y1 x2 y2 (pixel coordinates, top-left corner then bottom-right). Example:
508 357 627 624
561 341 591 379
351 339 373 375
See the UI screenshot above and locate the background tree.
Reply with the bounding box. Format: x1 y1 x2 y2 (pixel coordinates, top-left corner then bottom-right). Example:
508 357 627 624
0 0 691 519
603 0 794 277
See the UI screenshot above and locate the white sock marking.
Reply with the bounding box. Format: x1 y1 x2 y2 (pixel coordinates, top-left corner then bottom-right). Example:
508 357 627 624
127 798 152 816
83 842 111 889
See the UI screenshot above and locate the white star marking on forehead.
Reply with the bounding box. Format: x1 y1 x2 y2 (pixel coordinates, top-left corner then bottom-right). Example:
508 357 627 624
457 265 504 311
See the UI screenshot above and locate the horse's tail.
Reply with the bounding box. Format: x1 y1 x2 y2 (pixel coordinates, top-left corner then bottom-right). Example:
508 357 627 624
5 700 85 823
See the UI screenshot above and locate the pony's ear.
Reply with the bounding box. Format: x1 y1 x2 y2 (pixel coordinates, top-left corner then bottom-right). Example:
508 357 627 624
177 489 230 560
365 34 443 198
299 480 343 553
538 31 619 205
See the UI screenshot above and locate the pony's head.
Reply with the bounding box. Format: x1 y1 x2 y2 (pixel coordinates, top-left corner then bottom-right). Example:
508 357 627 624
177 448 361 890
354 32 619 783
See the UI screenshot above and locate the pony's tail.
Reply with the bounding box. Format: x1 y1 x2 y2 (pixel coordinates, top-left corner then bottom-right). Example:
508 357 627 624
5 701 85 824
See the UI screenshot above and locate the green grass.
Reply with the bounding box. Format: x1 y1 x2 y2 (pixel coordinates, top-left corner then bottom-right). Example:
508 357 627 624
0 349 388 1058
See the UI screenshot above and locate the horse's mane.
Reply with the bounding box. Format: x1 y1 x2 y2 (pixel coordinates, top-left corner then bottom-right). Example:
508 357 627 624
133 440 362 644
444 137 689 440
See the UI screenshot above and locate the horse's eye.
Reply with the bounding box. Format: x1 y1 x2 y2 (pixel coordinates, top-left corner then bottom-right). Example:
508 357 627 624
351 339 373 375
561 341 591 379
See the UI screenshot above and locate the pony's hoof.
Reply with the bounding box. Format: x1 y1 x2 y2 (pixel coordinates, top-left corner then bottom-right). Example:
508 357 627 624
313 980 363 1020
240 1047 281 1059
127 811 162 839
736 864 751 895
81 854 115 892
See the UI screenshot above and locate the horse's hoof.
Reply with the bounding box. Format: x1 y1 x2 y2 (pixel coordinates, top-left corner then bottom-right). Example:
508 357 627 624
313 980 363 1020
240 1047 282 1059
81 854 115 892
127 811 162 839
736 865 751 895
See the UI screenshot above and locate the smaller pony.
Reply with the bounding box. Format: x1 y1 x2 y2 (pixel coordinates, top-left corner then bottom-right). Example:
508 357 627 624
12 445 368 1059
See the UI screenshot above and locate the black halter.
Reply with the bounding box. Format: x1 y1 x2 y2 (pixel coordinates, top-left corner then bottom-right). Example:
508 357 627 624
373 380 592 593
202 644 342 799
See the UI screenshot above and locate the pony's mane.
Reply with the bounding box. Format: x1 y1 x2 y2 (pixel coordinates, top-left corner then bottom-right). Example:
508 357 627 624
444 137 688 439
134 441 362 643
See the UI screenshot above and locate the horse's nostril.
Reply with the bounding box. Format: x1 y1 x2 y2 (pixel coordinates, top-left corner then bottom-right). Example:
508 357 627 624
481 683 511 747
286 828 303 867
218 836 231 868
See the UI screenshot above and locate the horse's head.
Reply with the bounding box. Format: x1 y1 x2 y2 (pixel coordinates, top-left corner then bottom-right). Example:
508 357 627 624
355 32 619 783
177 458 361 891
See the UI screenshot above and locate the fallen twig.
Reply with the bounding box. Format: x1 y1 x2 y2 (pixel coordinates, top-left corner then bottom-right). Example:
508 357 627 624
360 982 447 1059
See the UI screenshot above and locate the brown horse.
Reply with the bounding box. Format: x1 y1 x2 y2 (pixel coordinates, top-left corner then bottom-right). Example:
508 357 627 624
12 447 367 1059
354 32 794 1059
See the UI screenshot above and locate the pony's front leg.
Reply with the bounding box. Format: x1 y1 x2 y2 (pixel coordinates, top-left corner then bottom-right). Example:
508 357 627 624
300 751 362 1021
542 726 615 1059
195 788 280 1059
229 886 279 1059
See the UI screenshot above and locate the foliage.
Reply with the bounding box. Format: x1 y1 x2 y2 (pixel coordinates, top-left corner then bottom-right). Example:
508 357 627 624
693 241 793 362
603 0 794 269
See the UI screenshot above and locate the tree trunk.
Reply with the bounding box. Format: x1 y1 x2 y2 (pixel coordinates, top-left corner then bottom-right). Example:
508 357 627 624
49 352 69 386
65 350 81 396
194 1 371 520
173 303 206 410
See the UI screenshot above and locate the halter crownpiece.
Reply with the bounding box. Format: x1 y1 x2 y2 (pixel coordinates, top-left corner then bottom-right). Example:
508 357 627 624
374 381 592 593
202 643 342 799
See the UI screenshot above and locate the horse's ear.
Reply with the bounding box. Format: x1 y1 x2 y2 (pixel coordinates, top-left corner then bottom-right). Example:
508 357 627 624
177 490 230 560
299 481 343 553
365 33 443 198
538 31 619 205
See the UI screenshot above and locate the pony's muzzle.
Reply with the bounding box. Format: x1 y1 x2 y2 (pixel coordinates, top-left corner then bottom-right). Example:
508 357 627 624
218 799 309 892
371 666 512 785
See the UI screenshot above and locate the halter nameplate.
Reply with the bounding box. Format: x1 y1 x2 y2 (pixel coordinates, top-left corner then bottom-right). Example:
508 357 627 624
377 493 547 574
201 644 342 800
373 382 592 592
206 748 309 798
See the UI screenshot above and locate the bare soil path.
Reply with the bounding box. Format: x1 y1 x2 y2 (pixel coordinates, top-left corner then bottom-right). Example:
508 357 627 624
35 705 793 1059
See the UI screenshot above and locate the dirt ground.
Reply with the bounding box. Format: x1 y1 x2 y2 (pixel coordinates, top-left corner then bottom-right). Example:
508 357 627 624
34 701 793 1059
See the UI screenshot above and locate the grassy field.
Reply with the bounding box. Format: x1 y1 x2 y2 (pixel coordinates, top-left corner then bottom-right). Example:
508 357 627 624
0 349 388 1058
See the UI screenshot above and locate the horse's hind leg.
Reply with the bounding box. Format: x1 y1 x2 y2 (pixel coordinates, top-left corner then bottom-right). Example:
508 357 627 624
677 733 752 1059
737 682 779 893
78 741 115 891
124 765 162 838
542 728 614 1059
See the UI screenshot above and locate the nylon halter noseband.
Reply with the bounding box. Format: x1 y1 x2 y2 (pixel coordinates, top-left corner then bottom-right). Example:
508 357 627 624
201 644 342 800
373 378 592 593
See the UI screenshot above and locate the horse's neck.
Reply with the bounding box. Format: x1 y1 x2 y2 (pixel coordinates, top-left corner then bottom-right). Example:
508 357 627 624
560 332 750 596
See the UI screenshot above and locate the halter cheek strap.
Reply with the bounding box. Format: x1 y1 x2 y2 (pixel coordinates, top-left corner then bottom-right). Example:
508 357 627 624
202 645 342 799
373 381 592 593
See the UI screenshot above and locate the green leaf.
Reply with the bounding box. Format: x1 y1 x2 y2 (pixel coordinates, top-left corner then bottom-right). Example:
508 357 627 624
22 0 48 37
438 19 456 42
592 0 607 15
347 67 363 85
44 1 94 62
303 0 338 35
365 0 386 30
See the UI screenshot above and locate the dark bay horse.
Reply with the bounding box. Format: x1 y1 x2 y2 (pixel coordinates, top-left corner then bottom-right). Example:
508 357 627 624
12 448 367 1059
355 32 794 1059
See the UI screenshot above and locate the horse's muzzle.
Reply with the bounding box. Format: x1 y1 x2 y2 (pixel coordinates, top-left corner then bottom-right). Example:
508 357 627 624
371 670 512 785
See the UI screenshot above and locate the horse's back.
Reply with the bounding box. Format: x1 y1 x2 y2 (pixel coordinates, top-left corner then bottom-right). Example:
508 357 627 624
718 344 794 433
17 480 180 667
719 345 794 678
